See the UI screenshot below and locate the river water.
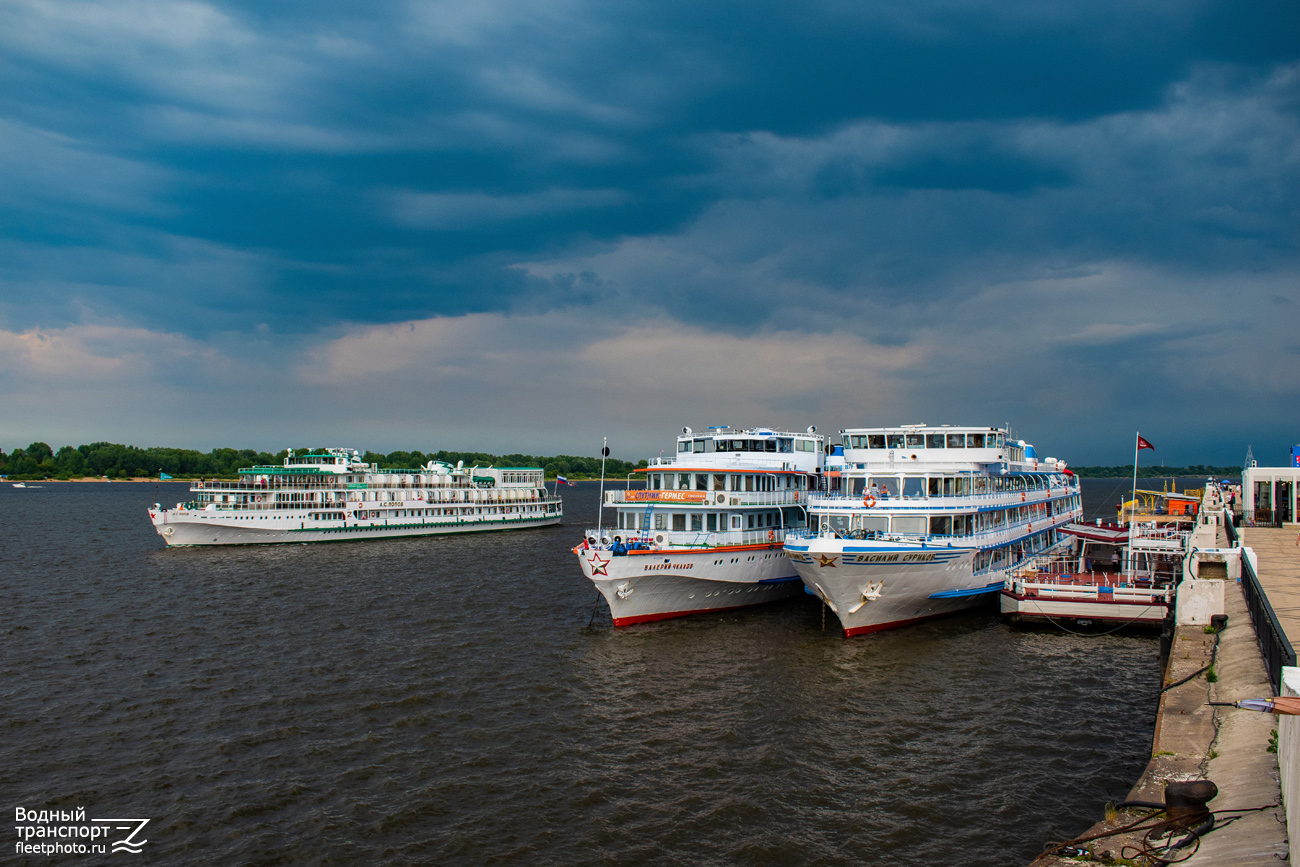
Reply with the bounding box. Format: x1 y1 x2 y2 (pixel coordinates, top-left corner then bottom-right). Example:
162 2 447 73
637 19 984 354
2 478 1198 865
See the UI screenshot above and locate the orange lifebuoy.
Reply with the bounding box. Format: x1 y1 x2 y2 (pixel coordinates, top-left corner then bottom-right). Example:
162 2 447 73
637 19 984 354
863 494 877 508
768 530 775 542
1021 492 1026 502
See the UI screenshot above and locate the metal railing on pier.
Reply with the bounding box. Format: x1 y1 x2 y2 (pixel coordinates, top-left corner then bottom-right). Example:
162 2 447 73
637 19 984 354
1247 508 1285 528
1241 548 1297 692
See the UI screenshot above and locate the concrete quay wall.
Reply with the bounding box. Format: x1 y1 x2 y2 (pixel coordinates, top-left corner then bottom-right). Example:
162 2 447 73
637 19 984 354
1032 498 1294 865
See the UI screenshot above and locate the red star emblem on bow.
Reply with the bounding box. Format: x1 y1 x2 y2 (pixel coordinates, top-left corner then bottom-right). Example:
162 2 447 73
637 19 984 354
587 552 610 576
817 554 838 568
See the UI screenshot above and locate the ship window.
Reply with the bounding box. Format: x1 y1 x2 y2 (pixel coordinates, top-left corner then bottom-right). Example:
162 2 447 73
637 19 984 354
849 435 864 449
655 514 666 530
929 515 953 536
694 439 705 453
678 474 690 489
691 514 702 531
652 474 661 489
902 477 925 498
696 474 708 491
672 514 686 531
678 440 691 453
906 434 924 447
868 477 897 497
714 474 726 490
928 478 942 497
866 435 884 449
887 434 904 448
707 513 717 532
779 438 792 452
947 434 965 448
862 515 889 533
893 516 926 535
925 434 945 448
944 477 954 497
730 515 741 530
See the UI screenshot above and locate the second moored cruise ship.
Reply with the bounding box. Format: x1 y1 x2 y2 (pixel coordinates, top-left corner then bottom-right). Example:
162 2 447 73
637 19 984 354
784 425 1081 636
576 426 824 625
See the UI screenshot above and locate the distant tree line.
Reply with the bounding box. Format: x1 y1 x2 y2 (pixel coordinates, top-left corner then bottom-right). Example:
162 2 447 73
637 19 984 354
0 442 647 481
1069 465 1242 479
4 440 1236 481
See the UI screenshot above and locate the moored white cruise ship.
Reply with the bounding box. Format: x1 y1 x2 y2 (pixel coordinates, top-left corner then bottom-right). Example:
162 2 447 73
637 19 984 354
784 425 1081 636
149 448 562 546
576 426 824 625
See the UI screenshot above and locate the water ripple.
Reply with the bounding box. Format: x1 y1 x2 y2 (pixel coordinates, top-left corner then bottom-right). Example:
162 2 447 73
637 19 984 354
1 480 1158 866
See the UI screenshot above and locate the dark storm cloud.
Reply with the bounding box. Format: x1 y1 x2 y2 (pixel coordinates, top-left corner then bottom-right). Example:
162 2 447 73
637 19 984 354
2 0 1299 461
2 0 1297 337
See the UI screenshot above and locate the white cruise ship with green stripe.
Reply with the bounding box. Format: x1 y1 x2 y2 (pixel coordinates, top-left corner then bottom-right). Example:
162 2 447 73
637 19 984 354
149 448 562 546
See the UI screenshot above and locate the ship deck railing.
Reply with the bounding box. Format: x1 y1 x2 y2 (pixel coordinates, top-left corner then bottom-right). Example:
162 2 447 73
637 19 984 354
1011 574 1174 601
195 479 501 491
788 518 1073 544
581 527 793 551
783 527 974 545
603 489 808 507
177 497 563 512
809 489 1077 507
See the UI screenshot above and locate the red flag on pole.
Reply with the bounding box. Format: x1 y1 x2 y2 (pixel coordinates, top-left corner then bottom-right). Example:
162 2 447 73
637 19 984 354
1137 434 1155 451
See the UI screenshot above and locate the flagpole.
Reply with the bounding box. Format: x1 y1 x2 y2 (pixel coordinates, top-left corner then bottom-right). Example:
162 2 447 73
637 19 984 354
1131 432 1139 528
597 437 608 540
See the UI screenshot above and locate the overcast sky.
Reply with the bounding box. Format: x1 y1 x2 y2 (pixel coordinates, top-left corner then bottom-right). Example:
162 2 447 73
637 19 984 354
2 0 1297 466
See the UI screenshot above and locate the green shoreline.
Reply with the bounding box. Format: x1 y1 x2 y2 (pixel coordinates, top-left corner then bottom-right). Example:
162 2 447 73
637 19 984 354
2 440 1242 483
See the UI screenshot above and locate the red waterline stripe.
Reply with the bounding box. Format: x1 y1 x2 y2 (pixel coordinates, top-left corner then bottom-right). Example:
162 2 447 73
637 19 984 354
843 610 956 637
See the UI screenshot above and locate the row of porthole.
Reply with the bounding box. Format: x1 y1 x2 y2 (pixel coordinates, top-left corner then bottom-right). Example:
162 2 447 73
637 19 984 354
710 552 778 565
687 586 766 599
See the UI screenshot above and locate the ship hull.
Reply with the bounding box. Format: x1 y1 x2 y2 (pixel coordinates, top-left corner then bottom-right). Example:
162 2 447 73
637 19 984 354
576 544 803 626
151 511 561 546
785 538 991 636
999 589 1169 627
